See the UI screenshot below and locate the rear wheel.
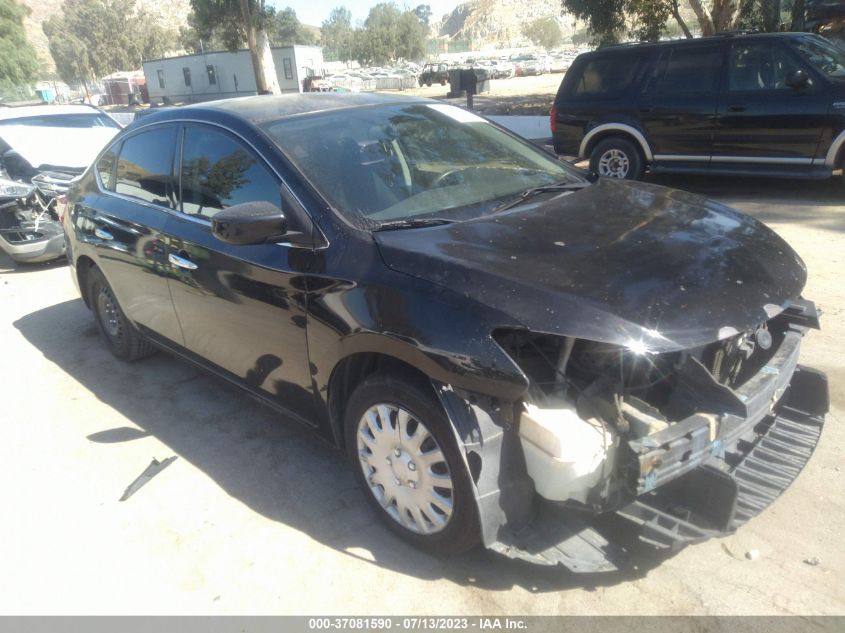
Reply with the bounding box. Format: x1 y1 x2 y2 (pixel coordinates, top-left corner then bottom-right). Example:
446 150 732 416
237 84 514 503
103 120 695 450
88 266 155 361
589 136 645 180
344 373 480 555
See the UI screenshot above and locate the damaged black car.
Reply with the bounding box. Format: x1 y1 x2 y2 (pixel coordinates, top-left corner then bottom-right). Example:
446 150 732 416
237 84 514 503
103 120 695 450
62 94 828 572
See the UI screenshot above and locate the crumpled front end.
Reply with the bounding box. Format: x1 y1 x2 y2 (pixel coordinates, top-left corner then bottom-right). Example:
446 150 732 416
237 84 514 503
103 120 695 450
436 299 828 572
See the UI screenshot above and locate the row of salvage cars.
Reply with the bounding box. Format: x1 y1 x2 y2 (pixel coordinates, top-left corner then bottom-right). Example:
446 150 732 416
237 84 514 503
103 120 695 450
0 105 121 264
18 94 833 573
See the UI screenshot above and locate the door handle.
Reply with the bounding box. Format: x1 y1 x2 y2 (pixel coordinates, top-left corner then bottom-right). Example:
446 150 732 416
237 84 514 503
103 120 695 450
168 252 198 270
728 104 747 112
94 227 114 241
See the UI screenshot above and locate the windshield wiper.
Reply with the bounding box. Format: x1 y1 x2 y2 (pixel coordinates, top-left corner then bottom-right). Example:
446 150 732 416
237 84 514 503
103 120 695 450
373 218 455 232
490 181 591 214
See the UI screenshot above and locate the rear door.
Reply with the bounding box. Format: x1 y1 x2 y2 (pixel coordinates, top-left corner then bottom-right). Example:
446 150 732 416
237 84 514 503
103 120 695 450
80 125 184 345
164 123 318 423
713 38 828 164
637 42 724 160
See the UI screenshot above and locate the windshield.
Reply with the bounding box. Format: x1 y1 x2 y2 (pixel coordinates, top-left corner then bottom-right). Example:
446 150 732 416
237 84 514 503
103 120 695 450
794 36 845 79
261 103 582 229
0 113 120 129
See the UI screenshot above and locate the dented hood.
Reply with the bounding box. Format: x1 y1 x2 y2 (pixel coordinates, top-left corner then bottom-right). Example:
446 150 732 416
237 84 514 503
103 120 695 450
374 179 807 352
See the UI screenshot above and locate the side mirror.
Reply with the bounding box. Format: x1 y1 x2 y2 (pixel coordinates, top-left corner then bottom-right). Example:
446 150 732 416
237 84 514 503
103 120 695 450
786 69 809 90
211 201 287 245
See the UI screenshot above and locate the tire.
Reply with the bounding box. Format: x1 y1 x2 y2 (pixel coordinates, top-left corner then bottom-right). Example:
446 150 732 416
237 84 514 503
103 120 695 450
425 81 432 87
589 136 645 180
88 266 155 361
344 373 480 555
439 79 446 86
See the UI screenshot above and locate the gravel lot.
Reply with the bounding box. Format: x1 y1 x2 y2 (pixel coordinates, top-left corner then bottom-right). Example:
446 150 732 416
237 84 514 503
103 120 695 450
388 73 563 115
0 175 842 615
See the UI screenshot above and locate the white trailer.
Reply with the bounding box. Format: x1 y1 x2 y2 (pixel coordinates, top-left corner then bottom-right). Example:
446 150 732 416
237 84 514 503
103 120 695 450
143 46 325 104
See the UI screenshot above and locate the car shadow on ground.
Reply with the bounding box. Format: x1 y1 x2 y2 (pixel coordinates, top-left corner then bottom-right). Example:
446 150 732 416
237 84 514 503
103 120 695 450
15 297 680 593
0 255 68 275
644 174 845 234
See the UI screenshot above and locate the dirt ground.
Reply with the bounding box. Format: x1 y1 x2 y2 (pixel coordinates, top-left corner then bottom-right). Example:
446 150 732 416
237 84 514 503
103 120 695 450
389 73 563 115
0 174 843 616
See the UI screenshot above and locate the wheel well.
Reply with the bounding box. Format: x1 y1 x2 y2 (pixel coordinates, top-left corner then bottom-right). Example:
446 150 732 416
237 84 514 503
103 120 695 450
585 131 647 163
328 352 436 448
75 256 97 309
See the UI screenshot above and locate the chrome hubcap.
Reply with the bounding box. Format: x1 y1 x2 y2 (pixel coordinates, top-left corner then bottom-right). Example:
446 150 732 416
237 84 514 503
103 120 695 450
598 149 630 178
97 287 121 338
356 403 454 534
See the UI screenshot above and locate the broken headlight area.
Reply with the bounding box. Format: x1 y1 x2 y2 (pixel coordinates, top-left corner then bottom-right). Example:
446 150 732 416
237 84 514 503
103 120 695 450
491 299 828 555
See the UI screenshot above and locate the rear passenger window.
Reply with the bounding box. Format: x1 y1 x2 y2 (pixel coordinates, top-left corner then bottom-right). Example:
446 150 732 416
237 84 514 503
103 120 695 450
115 127 176 208
651 46 721 94
96 147 116 191
570 56 641 99
179 126 280 218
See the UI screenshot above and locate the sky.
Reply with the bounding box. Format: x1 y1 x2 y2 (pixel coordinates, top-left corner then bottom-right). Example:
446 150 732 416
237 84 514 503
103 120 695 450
270 0 462 28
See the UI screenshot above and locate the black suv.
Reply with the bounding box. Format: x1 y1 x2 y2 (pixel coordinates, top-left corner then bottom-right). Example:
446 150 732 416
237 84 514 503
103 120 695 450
418 62 450 87
552 33 845 180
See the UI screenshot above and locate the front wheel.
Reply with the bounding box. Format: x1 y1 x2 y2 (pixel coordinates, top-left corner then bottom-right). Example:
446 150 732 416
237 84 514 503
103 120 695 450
345 373 480 555
589 137 645 180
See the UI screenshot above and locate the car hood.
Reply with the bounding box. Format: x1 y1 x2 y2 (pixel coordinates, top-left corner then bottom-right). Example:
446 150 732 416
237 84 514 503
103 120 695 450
374 179 807 352
0 125 118 171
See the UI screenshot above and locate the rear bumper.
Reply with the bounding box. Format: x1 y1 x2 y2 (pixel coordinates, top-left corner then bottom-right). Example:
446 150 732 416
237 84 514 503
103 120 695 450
0 227 66 263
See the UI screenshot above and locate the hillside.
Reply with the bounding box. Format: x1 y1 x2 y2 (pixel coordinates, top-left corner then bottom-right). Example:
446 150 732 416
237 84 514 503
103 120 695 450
21 0 191 74
436 0 576 48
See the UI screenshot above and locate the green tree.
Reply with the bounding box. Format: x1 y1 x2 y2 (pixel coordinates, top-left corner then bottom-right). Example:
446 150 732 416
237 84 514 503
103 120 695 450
397 9 426 59
561 0 627 45
179 11 229 52
522 16 563 49
561 0 786 44
43 0 177 79
0 0 39 90
321 6 354 61
360 3 402 64
189 0 279 93
628 0 672 41
352 3 426 65
43 18 91 84
413 4 432 25
271 7 315 46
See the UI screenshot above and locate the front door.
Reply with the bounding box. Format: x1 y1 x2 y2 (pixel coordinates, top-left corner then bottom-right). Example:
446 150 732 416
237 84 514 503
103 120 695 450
164 124 317 422
713 39 828 164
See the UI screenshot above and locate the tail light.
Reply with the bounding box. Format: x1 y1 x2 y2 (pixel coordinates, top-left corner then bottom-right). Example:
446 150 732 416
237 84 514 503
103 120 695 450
57 194 68 223
550 105 557 136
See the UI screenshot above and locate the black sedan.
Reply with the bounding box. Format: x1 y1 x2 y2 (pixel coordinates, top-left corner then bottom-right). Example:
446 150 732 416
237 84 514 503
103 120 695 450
62 94 828 571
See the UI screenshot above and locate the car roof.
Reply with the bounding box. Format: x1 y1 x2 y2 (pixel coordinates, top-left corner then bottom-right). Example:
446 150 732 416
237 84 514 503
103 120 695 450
152 93 437 126
0 104 103 121
592 31 816 54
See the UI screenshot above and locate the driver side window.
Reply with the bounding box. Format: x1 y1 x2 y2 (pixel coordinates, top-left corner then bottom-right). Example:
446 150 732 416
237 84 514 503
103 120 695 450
729 41 808 91
179 126 281 219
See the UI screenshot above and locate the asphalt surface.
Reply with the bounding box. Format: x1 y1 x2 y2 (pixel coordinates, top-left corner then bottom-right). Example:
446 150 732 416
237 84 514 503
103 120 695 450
0 174 842 615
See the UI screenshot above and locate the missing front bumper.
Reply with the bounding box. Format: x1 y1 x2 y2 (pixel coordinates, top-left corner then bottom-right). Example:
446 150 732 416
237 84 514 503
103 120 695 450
486 364 827 572
616 365 827 549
